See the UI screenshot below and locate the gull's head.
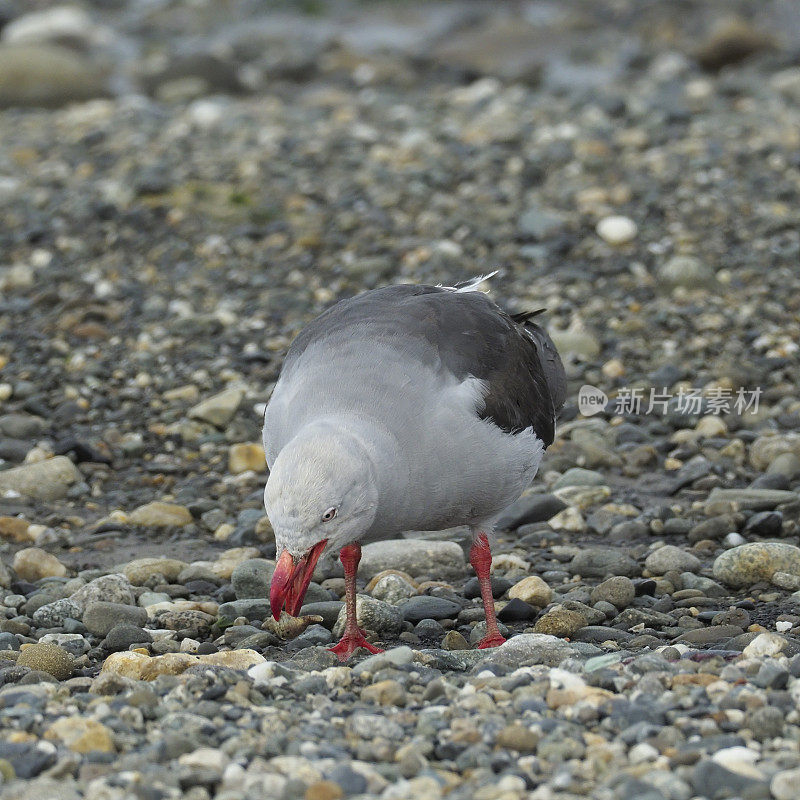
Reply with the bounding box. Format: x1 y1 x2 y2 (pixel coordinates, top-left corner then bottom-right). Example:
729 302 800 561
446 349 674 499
265 429 378 618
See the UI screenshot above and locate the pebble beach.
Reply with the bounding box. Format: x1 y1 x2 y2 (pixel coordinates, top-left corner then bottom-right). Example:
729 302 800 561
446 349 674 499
1 1 800 799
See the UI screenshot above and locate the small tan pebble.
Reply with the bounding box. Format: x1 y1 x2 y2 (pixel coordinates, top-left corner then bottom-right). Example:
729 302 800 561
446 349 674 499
262 611 324 639
495 723 540 752
44 717 115 753
365 569 418 592
601 358 625 378
128 502 193 527
360 679 407 706
415 580 453 593
695 415 728 437
0 516 33 543
101 648 265 680
442 630 470 651
255 515 274 541
123 557 187 584
305 780 344 800
508 576 552 607
533 607 587 637
17 643 74 680
12 547 67 581
213 523 236 541
211 547 261 579
228 442 267 474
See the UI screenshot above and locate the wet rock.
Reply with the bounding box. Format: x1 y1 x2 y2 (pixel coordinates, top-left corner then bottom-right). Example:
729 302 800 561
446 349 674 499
262 612 324 640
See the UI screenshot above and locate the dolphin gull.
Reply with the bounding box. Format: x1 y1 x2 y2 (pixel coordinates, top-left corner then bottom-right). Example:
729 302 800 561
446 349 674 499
264 276 566 660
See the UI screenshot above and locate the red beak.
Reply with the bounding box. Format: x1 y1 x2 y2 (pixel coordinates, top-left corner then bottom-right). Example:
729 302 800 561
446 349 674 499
270 540 328 619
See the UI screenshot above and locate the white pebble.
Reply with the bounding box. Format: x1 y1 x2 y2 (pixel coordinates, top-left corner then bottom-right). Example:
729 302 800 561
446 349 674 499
596 215 637 245
712 746 763 778
629 742 659 764
742 632 787 658
772 768 800 800
723 532 746 548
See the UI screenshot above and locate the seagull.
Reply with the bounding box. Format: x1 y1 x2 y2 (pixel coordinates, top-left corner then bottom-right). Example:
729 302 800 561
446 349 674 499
263 275 566 660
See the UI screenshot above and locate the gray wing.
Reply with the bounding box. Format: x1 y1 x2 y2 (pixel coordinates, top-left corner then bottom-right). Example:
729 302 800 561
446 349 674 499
275 284 566 446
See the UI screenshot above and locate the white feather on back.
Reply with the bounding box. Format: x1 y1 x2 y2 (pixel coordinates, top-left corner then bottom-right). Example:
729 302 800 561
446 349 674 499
437 270 499 294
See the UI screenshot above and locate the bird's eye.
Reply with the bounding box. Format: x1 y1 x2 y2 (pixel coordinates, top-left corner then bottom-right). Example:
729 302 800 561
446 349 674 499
321 507 337 522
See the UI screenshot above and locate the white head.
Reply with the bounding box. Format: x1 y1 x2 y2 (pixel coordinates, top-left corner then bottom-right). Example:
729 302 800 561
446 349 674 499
265 428 378 617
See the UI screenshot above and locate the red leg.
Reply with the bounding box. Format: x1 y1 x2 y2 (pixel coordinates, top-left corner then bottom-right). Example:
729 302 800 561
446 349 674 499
469 533 506 649
328 542 383 661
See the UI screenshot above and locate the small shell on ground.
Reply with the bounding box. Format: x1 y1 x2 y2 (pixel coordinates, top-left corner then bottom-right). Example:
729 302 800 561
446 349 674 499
261 612 324 639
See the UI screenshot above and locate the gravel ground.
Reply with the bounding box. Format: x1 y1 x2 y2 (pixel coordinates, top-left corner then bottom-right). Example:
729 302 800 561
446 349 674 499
1 1 800 799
